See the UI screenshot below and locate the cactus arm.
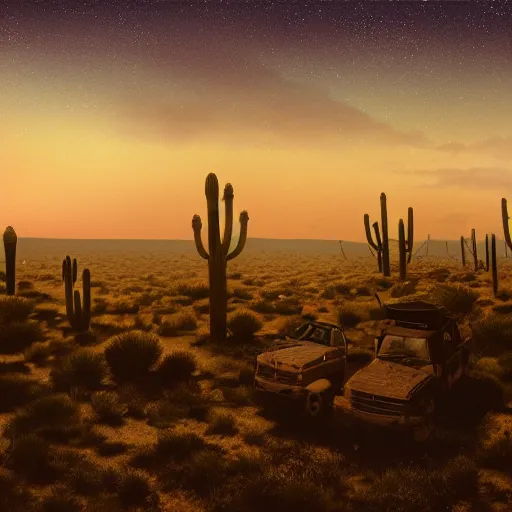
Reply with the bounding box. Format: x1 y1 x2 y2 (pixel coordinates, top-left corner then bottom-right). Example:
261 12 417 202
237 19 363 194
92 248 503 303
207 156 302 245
226 211 249 261
406 207 414 264
82 269 91 331
221 183 234 255
364 214 380 251
192 215 209 260
501 198 512 251
72 258 78 285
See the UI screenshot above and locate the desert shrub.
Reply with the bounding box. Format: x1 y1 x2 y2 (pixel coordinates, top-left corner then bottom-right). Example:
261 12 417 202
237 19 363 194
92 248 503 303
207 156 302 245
110 302 139 315
0 374 45 413
104 330 163 382
176 281 210 300
221 386 253 406
228 272 242 280
40 485 83 511
146 384 205 427
91 391 126 425
232 287 253 300
353 456 478 511
390 281 416 298
320 286 336 299
337 302 367 328
157 351 197 386
0 296 34 323
32 306 60 324
172 311 198 331
474 357 504 378
6 434 58 483
6 394 81 439
228 309 262 339
276 317 304 338
91 298 108 315
495 287 512 301
250 300 302 316
471 313 512 355
476 413 512 470
433 283 478 315
118 384 147 418
132 315 152 332
0 468 36 511
0 321 43 354
206 411 238 436
498 352 512 380
156 321 179 337
117 469 156 508
153 430 209 462
50 350 107 391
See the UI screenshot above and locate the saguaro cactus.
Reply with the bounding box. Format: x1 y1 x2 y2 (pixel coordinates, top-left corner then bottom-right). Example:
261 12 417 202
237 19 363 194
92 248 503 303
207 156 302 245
364 193 390 276
502 198 512 254
192 173 249 342
3 226 17 295
470 229 478 272
398 219 407 281
460 236 466 266
485 234 490 272
406 207 414 264
62 255 91 331
491 234 498 297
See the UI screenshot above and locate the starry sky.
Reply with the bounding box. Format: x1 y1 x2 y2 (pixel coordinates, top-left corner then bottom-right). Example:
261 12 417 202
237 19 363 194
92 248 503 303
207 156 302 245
1 0 511 241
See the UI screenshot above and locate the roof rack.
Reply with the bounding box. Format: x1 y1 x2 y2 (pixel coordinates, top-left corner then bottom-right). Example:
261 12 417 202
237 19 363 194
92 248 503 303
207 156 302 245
383 300 449 330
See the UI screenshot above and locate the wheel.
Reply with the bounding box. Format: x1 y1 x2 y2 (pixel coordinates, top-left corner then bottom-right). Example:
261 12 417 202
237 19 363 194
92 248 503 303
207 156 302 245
305 388 334 418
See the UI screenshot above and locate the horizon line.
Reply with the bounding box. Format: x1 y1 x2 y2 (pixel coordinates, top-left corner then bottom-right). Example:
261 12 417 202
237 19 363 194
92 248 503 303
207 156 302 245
15 236 506 243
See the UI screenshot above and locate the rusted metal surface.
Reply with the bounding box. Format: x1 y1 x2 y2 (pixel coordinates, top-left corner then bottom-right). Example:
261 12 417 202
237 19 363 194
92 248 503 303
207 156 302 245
347 359 433 400
258 342 337 370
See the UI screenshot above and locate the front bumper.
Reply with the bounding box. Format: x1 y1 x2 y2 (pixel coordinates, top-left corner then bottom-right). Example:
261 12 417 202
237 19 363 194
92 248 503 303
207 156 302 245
254 376 306 399
334 396 427 431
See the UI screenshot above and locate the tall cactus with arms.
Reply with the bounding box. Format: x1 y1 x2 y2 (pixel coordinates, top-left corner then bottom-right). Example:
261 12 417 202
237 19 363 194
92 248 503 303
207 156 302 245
364 193 390 276
62 255 91 331
192 173 249 342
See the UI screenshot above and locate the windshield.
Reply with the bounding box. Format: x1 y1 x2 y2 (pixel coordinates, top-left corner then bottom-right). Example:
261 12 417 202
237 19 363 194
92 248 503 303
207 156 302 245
378 335 430 361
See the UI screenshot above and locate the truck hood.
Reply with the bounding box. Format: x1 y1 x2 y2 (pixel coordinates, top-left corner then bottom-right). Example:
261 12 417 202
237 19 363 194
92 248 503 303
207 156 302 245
347 359 434 400
258 341 335 371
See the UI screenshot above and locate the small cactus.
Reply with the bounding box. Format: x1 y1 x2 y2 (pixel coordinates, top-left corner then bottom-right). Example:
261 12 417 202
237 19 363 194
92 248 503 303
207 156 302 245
3 226 17 295
192 173 249 342
62 255 91 331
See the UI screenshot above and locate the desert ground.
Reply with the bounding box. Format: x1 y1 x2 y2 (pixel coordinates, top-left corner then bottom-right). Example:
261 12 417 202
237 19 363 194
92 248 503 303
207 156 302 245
0 239 511 512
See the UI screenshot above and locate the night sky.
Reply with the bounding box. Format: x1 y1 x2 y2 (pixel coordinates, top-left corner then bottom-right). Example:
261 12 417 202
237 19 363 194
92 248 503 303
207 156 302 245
1 1 511 240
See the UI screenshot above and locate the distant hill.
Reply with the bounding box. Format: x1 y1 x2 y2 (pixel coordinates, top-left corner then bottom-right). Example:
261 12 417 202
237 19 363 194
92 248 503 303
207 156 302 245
12 237 510 260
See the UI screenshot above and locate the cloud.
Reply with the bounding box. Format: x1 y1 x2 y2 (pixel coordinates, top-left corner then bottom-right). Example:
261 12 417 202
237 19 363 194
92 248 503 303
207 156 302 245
411 166 512 189
113 40 430 147
436 137 512 161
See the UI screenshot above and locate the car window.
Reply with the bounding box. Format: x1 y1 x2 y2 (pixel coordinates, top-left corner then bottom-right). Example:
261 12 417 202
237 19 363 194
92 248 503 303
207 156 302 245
379 335 430 360
309 327 329 344
332 329 345 347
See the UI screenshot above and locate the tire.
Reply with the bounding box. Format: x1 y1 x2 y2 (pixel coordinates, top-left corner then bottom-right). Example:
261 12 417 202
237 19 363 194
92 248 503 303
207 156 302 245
305 388 334 418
